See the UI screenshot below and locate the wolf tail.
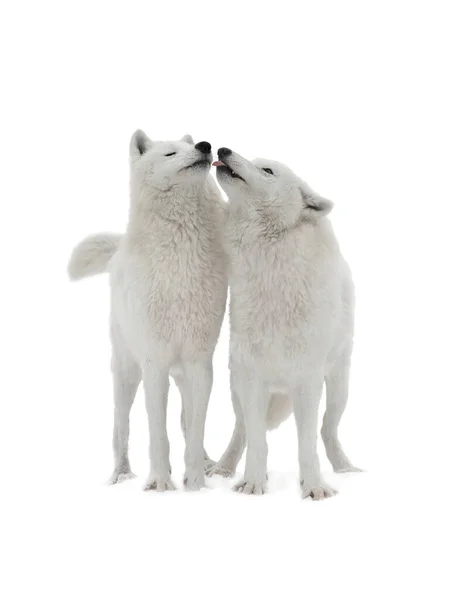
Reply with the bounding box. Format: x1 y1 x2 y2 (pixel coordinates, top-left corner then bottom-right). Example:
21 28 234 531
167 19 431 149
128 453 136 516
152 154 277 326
67 233 122 280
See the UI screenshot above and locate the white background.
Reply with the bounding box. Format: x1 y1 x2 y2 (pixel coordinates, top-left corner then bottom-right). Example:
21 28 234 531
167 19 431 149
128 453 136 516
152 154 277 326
1 1 450 598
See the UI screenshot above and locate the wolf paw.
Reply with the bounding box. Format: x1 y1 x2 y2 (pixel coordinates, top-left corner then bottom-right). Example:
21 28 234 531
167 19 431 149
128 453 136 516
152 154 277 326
107 470 136 485
183 472 206 491
302 482 337 501
204 458 216 472
206 463 235 478
234 480 267 495
143 476 176 492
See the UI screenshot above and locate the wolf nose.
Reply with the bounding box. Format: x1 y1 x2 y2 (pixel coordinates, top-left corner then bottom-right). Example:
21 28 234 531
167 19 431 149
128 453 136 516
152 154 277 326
195 141 211 154
218 147 232 158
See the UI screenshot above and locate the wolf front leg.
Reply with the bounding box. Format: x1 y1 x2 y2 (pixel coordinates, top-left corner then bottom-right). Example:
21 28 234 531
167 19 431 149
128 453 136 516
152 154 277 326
233 374 269 495
292 370 338 501
142 361 175 492
182 360 213 491
176 374 215 472
207 389 246 478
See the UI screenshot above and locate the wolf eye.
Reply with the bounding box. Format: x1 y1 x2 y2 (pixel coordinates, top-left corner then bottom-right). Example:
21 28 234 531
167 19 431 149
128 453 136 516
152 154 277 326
165 152 176 157
262 168 273 175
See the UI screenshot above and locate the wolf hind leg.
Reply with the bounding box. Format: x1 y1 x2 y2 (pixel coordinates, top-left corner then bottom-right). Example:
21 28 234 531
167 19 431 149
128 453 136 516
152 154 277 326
322 349 362 473
108 338 141 485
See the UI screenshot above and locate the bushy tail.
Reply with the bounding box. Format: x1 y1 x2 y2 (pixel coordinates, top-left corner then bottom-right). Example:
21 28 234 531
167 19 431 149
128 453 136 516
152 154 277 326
67 233 122 280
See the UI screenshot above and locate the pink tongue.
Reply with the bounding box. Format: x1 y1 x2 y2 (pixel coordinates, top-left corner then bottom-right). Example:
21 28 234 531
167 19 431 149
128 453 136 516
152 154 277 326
212 160 225 167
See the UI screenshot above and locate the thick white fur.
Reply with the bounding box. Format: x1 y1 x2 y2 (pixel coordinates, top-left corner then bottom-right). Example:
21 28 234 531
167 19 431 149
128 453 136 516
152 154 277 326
68 233 122 280
208 151 360 499
68 131 227 491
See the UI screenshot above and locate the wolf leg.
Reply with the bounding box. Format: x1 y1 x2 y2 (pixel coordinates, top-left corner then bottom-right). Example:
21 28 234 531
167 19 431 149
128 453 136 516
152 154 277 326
108 344 141 485
207 389 246 478
176 374 215 472
292 370 337 500
181 360 213 491
322 349 362 473
233 374 269 495
142 360 174 492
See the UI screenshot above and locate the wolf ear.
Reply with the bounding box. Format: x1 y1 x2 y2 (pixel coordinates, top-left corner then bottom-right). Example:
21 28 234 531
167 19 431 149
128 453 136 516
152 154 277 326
130 129 152 158
180 134 194 144
300 186 333 219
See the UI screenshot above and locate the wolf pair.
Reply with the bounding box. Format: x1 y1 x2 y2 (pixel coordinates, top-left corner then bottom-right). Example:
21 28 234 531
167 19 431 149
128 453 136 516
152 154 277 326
68 131 361 500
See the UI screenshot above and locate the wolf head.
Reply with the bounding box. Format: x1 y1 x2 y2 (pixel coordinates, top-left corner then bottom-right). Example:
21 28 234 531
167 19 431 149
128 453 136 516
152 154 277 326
214 148 333 228
130 130 212 193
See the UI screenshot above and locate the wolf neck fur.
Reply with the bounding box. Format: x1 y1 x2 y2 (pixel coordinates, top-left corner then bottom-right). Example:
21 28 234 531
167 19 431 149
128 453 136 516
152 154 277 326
127 182 208 238
229 200 302 242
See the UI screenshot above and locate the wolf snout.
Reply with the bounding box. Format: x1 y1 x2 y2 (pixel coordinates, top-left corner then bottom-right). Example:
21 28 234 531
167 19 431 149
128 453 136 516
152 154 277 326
218 147 232 159
195 141 212 154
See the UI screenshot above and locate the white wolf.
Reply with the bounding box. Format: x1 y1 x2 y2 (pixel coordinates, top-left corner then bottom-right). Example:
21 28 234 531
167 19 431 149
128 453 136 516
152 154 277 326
207 147 361 500
68 131 228 491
